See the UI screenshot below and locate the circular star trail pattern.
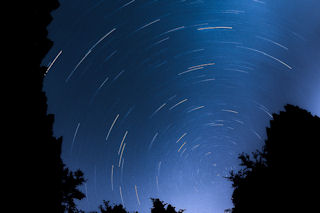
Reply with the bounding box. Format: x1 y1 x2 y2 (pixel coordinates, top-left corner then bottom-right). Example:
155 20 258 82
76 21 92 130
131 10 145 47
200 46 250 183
43 0 320 212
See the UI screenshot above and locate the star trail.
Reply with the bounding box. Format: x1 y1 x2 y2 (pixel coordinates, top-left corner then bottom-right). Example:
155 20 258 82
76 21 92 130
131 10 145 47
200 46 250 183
43 0 320 212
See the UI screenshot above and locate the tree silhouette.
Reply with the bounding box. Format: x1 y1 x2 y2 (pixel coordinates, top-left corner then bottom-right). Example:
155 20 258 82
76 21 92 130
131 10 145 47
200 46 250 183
27 0 87 212
90 198 184 213
90 200 129 213
60 168 86 213
151 198 184 213
226 104 320 213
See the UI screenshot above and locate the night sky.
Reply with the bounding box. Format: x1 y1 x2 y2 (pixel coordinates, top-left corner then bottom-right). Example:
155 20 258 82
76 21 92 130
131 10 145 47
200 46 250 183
43 0 320 212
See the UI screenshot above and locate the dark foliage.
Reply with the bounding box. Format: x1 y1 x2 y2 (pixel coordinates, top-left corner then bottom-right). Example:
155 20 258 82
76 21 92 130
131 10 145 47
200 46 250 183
90 200 131 213
151 198 185 213
90 198 183 213
61 169 86 213
227 104 320 213
22 1 87 212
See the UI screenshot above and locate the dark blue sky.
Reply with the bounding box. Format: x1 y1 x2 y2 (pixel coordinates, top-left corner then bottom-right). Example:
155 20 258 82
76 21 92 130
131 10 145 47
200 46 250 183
43 0 320 212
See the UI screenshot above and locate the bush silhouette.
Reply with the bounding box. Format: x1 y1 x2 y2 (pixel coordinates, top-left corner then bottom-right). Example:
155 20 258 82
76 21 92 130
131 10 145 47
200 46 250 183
226 104 320 213
60 168 86 212
91 198 183 213
90 200 130 213
150 198 184 213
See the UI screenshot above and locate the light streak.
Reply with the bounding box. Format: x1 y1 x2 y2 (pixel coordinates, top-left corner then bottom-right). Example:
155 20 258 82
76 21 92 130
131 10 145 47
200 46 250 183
111 165 114 191
169 99 188 110
121 0 135 9
197 26 232 30
71 122 81 153
188 62 215 70
45 50 62 75
118 131 128 155
188 106 205 113
237 46 292 70
135 185 141 206
105 114 119 143
119 186 124 207
256 35 288 50
178 67 204 75
135 19 160 32
66 50 91 82
119 143 126 167
222 109 239 114
149 132 158 150
65 28 116 82
178 142 186 152
176 133 187 143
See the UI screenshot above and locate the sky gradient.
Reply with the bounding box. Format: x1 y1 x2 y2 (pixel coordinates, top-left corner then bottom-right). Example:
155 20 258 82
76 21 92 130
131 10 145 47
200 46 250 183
43 0 320 212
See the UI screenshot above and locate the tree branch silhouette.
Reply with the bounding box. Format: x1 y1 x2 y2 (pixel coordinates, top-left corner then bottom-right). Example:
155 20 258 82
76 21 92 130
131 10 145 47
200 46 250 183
226 104 320 213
